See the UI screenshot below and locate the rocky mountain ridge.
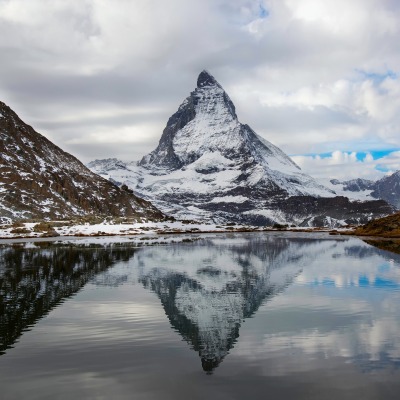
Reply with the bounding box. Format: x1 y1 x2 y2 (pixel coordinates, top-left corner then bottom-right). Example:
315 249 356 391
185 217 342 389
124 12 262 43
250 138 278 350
329 174 400 209
0 101 165 223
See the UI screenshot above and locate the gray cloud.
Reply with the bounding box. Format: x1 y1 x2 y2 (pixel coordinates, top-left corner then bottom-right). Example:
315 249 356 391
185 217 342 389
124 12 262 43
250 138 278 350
1 0 400 177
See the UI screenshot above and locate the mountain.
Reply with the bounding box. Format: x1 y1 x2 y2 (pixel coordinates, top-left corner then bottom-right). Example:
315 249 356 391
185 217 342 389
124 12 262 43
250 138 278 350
371 171 400 209
327 174 400 210
330 178 375 193
88 71 394 227
0 101 165 223
138 70 332 196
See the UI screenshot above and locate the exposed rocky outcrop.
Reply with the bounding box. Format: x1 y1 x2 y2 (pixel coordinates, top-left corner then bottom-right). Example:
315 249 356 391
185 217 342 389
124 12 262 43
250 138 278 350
282 196 393 228
329 174 400 211
371 171 400 209
330 178 375 192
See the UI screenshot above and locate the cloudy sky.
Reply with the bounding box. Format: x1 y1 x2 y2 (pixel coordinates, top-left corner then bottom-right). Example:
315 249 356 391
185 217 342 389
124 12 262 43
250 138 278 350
1 0 400 181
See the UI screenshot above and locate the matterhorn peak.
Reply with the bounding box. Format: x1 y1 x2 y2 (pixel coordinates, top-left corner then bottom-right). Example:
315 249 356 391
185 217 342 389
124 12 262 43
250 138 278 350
89 70 394 227
197 70 221 88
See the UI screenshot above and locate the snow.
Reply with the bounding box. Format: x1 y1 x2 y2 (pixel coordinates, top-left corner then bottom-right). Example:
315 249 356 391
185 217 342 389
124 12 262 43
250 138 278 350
1 154 12 162
0 221 262 239
210 195 248 203
35 155 48 173
172 86 239 163
244 209 287 224
319 178 374 201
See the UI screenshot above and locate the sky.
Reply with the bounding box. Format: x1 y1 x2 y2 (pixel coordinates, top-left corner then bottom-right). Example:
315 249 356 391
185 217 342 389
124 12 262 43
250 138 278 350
1 0 400 181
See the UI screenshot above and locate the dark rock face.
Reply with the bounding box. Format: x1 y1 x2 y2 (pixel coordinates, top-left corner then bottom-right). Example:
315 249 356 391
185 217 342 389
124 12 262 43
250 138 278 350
282 196 394 227
330 174 400 211
371 171 400 209
330 178 375 192
197 70 220 88
139 96 196 171
0 101 165 222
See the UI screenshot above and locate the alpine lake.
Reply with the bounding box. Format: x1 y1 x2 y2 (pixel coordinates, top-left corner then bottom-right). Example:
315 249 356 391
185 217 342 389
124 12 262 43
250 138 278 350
1 232 400 400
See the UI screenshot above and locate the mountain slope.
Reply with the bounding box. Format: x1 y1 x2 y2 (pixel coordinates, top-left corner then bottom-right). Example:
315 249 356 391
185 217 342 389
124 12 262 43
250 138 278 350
326 173 400 210
371 171 400 209
354 212 400 237
0 101 165 223
88 71 394 226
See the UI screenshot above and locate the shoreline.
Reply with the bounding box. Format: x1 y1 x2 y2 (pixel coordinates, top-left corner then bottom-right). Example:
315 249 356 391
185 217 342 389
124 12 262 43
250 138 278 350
3 227 400 255
6 220 400 242
0 223 354 244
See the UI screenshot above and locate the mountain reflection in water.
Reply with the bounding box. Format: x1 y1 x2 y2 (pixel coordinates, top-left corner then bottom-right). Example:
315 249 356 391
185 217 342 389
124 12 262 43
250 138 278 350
0 241 137 355
1 232 400 400
136 236 311 372
0 235 316 370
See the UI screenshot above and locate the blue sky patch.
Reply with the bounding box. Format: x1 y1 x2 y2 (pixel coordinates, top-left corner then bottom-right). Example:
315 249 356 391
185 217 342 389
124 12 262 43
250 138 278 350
369 150 396 159
259 3 269 18
356 150 396 161
375 164 391 172
355 69 397 84
292 150 399 161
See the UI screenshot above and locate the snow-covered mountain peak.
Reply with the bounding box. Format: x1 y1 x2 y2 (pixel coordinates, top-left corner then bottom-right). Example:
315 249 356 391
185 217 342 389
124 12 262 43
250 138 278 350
138 70 332 197
87 158 129 173
88 71 393 225
139 70 241 172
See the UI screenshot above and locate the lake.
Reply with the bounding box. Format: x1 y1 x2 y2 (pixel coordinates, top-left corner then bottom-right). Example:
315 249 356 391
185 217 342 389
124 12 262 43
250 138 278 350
1 232 400 399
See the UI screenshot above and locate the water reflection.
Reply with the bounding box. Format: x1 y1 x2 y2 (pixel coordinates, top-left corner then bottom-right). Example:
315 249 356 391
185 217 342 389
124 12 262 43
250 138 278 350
1 233 400 394
132 236 341 372
0 241 136 355
240 239 400 376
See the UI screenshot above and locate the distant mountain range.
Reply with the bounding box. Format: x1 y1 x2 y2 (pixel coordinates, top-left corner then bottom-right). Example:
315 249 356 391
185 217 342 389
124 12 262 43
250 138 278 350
322 175 400 210
0 101 165 223
88 71 393 227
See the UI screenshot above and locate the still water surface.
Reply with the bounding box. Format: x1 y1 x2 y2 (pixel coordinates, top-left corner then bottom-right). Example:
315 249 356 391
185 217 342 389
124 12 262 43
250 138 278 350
1 233 400 399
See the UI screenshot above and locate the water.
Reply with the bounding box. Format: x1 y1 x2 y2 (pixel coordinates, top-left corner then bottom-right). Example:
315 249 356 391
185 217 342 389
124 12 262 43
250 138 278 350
1 232 400 399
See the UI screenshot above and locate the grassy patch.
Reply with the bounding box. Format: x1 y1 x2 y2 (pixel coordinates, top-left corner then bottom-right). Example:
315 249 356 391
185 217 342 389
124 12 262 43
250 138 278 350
355 212 400 237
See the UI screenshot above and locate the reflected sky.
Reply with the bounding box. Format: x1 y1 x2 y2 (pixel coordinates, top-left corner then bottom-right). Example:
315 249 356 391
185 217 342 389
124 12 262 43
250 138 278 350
0 233 400 399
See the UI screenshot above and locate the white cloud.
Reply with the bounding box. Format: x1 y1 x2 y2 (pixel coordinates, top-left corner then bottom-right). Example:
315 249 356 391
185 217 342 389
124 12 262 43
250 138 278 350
0 0 399 175
292 150 400 180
